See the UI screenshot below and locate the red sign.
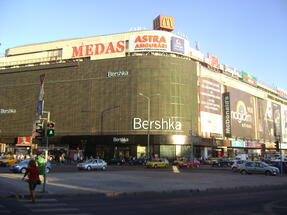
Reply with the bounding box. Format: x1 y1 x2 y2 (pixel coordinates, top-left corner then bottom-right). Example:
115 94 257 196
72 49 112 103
17 137 31 144
71 40 125 58
207 53 219 67
245 141 261 148
134 35 167 49
153 15 174 31
277 88 287 99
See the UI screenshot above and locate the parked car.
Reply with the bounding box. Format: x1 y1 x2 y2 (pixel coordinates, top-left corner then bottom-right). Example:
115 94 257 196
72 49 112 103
77 159 107 171
0 156 17 167
211 158 233 167
9 158 52 174
178 159 200 168
239 161 279 176
202 158 218 165
146 159 169 168
270 161 287 173
127 158 147 166
108 157 125 165
231 160 248 172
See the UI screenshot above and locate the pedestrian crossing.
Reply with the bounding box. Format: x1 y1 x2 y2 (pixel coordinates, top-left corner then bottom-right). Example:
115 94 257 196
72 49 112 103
16 198 93 215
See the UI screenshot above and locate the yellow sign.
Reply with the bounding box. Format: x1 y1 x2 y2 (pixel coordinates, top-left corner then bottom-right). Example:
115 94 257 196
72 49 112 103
153 15 174 31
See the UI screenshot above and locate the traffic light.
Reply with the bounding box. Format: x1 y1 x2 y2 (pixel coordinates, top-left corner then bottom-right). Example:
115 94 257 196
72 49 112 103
275 140 280 151
35 121 45 140
47 122 55 136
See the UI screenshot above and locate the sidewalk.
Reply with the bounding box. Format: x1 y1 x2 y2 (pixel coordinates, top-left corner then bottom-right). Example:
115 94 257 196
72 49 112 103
1 169 287 199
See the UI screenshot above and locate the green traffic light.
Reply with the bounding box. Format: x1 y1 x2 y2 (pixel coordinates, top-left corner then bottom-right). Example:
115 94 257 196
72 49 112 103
47 129 54 136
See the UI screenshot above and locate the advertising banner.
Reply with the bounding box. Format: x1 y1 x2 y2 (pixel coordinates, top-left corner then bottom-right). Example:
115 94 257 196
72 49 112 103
281 105 287 143
242 72 257 86
129 32 189 55
273 103 281 137
199 77 223 136
231 140 245 148
171 37 184 54
257 99 283 142
228 87 255 139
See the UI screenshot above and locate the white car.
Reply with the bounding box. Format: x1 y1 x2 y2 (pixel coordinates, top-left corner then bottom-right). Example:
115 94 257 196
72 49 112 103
77 159 107 171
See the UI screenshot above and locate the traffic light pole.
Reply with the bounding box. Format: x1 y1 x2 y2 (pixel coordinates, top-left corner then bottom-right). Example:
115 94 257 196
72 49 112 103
40 111 50 192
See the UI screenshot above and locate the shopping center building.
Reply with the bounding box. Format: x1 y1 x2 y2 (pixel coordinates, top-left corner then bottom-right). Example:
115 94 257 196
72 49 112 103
1 15 287 160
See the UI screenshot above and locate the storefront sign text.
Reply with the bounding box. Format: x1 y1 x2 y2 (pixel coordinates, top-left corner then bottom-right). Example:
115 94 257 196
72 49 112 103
133 118 182 130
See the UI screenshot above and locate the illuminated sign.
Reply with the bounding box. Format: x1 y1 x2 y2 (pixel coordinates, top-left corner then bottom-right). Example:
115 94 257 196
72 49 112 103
107 71 128 77
133 118 182 130
113 137 129 143
153 15 174 31
0 109 16 114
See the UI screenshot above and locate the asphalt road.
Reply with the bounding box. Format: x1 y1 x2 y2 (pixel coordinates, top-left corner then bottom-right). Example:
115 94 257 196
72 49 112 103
1 188 287 215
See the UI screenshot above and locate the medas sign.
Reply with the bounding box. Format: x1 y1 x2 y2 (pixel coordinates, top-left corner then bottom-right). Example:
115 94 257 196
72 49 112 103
71 40 125 58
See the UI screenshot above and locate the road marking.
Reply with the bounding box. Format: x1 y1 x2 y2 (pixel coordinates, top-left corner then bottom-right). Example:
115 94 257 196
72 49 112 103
0 210 11 213
31 208 80 212
172 165 180 173
24 203 67 207
54 214 93 215
18 198 58 203
47 181 121 195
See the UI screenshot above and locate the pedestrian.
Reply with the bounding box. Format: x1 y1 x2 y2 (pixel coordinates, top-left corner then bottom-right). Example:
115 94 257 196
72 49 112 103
22 159 40 203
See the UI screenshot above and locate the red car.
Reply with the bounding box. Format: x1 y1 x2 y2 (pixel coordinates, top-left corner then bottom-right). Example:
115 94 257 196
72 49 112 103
178 160 200 168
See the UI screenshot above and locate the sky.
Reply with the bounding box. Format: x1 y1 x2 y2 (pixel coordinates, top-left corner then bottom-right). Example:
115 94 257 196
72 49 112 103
0 0 287 91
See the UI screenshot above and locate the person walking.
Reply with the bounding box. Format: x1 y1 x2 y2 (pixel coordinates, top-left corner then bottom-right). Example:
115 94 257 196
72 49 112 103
22 160 40 203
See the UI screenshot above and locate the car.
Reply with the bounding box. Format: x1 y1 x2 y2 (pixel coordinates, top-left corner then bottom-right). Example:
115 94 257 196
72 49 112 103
127 158 147 166
178 159 200 168
239 161 279 176
0 156 17 167
77 159 107 171
108 157 125 165
270 161 287 173
9 158 52 174
211 158 233 167
146 159 169 168
202 158 218 165
231 160 248 172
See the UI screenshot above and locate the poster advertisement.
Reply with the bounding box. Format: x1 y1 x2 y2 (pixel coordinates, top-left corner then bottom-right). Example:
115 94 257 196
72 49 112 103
227 87 255 139
199 77 222 136
282 105 287 143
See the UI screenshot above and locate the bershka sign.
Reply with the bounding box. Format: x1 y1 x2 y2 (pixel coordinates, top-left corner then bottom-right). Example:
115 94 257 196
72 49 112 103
70 40 125 58
133 118 182 130
223 92 231 137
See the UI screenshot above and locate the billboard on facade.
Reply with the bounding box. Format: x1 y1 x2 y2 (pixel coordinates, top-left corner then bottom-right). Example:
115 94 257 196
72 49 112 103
199 77 223 136
129 32 189 55
227 87 255 139
282 105 287 143
257 99 283 142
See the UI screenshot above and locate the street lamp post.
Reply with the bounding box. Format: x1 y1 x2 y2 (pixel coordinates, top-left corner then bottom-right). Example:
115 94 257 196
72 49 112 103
139 93 160 159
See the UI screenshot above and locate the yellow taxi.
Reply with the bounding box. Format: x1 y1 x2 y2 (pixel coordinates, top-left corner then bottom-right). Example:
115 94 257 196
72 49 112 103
0 156 17 167
146 159 169 168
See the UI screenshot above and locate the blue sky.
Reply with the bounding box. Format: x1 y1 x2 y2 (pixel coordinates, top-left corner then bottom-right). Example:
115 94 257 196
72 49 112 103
1 0 286 91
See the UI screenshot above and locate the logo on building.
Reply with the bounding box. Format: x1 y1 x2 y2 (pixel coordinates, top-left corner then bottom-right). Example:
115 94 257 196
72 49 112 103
153 15 174 31
171 37 184 54
223 92 231 137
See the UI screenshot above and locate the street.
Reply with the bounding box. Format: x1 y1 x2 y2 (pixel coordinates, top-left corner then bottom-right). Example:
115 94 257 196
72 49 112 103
1 188 287 215
1 164 287 215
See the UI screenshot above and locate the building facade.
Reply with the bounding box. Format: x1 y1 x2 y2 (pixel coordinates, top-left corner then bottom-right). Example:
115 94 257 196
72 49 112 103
1 26 287 160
